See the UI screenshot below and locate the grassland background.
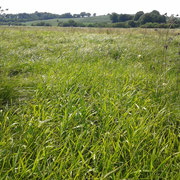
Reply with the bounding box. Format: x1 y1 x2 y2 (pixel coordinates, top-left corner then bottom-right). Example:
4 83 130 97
0 27 180 179
24 15 111 26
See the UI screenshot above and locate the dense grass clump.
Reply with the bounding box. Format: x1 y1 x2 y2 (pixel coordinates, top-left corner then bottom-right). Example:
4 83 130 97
0 27 179 179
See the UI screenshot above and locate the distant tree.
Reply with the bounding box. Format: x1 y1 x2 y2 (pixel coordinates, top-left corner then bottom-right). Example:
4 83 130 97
87 13 91 17
32 21 51 26
80 12 86 18
134 11 144 21
73 14 81 18
138 13 151 24
67 20 77 26
110 13 119 23
1 12 61 22
127 20 137 27
0 6 8 25
0 6 8 16
118 14 134 22
150 10 166 23
139 10 166 24
61 20 78 27
59 13 73 18
18 13 30 20
93 13 96 17
151 10 160 16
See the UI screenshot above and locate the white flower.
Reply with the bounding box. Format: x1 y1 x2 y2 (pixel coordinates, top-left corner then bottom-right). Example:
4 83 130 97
162 83 167 86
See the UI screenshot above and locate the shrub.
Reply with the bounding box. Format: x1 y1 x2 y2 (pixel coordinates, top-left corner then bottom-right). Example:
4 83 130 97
140 22 178 28
113 22 130 28
127 20 138 27
31 22 52 26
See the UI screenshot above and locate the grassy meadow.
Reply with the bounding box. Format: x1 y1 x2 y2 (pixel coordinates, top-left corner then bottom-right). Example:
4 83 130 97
24 15 111 26
0 27 180 179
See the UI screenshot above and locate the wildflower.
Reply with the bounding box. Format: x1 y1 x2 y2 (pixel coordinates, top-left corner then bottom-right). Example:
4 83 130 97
138 54 142 58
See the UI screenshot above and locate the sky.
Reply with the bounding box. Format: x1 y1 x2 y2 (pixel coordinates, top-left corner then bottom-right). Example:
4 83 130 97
1 0 180 16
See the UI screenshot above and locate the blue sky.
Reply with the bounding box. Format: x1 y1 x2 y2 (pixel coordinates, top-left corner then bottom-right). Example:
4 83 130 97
1 0 179 15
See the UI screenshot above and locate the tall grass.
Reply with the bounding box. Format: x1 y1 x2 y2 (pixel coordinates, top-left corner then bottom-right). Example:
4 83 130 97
0 27 179 179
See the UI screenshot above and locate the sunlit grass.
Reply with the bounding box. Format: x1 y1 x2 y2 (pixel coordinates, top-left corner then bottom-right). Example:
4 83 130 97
0 27 179 179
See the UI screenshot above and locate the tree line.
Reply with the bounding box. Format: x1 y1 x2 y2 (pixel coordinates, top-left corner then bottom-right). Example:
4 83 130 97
61 12 96 18
0 11 95 24
0 8 179 28
110 10 180 28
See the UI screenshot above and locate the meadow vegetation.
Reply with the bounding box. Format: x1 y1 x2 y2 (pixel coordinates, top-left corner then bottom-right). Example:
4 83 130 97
25 15 111 27
0 27 179 179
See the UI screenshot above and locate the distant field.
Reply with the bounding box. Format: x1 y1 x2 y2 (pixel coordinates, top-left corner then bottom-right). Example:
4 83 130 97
0 27 179 179
24 15 111 26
